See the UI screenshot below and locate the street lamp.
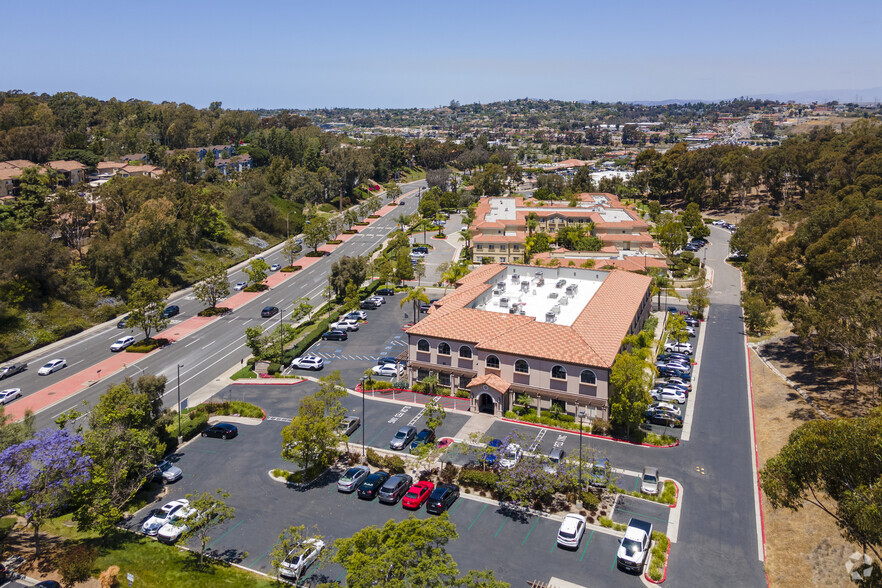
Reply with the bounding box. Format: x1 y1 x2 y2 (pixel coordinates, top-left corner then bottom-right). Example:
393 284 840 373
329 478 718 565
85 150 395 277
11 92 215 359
360 376 367 456
286 210 294 241
577 408 587 497
177 364 184 440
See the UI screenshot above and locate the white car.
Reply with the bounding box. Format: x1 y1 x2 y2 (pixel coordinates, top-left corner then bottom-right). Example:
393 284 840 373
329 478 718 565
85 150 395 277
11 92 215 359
368 295 386 305
346 310 368 321
110 335 135 352
651 388 687 405
234 281 248 291
664 377 692 391
270 263 282 271
409 251 426 258
0 388 22 404
290 356 324 371
141 499 189 535
499 444 522 469
685 326 696 337
711 220 726 226
330 319 359 332
557 513 587 548
650 401 682 417
278 537 325 581
156 506 197 543
664 341 693 354
372 364 404 378
37 359 66 375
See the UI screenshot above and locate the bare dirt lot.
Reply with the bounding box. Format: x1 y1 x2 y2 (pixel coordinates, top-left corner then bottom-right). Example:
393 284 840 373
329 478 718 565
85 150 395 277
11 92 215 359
751 320 872 587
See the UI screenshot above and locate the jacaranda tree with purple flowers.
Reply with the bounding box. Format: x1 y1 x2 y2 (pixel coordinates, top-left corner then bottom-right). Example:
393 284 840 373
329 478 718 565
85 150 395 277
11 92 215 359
0 428 92 559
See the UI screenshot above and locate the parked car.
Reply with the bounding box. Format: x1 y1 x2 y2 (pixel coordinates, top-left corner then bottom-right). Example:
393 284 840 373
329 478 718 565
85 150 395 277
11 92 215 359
401 481 435 509
117 315 129 328
0 362 27 379
389 426 416 450
376 288 395 296
377 356 405 366
337 465 370 493
261 306 279 318
373 363 404 378
368 295 386 305
162 305 180 318
0 388 22 405
141 499 189 535
357 471 391 500
290 355 324 371
649 401 682 417
110 336 135 352
330 319 359 331
658 352 691 363
149 459 183 484
483 438 504 466
234 281 248 291
544 447 567 475
270 263 282 271
201 423 238 439
651 388 687 404
157 506 197 543
37 358 66 375
347 310 368 321
336 416 360 436
378 473 413 504
499 444 522 469
657 367 691 381
663 377 692 391
664 341 693 354
656 362 691 373
685 317 700 327
360 299 380 310
426 483 460 514
278 537 325 581
641 467 660 495
645 408 683 428
617 519 653 573
409 428 436 452
557 513 587 549
587 458 610 487
321 330 348 341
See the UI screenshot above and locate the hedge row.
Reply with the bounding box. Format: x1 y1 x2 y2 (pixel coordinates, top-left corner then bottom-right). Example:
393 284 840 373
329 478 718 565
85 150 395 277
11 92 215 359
365 448 406 474
458 468 499 490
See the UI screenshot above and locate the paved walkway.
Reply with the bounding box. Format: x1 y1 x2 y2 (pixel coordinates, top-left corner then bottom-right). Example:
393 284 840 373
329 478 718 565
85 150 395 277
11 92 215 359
450 412 496 442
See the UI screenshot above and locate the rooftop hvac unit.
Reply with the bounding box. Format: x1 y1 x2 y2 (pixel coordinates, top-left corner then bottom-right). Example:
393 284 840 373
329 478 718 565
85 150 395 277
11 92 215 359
552 304 561 314
547 292 559 299
556 279 567 288
545 311 557 323
535 277 545 287
519 307 526 315
496 281 506 291
509 306 519 314
511 274 520 283
535 271 543 278
565 284 578 295
559 296 568 305
492 289 503 296
520 281 530 292
499 297 509 308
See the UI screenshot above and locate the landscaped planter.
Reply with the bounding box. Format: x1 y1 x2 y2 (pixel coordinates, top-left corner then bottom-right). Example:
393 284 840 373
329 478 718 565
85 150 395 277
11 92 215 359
305 251 327 257
126 338 170 353
326 239 343 245
280 265 302 272
243 283 269 292
354 221 369 226
197 306 232 317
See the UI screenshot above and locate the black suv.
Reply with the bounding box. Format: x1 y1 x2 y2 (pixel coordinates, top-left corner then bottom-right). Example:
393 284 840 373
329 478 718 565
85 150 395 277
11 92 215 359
426 483 460 514
360 299 380 310
162 305 180 318
261 306 279 318
376 288 395 296
321 330 348 341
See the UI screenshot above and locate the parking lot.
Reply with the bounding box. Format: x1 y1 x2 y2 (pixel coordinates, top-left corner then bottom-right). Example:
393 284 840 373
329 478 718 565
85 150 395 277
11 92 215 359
128 380 647 586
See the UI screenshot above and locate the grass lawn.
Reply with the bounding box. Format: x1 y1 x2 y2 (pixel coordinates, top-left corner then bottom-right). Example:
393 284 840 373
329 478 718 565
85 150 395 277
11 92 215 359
90 532 276 587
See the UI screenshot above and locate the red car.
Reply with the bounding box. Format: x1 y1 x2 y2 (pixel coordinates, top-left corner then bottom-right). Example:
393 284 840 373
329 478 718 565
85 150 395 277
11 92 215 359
401 481 435 510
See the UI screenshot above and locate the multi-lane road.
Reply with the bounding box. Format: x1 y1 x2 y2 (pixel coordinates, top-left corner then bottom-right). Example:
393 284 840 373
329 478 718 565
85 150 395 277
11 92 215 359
2 180 427 432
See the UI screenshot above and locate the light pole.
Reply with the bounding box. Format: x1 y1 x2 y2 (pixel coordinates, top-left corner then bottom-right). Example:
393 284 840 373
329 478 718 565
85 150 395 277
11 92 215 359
360 376 367 456
286 210 294 241
577 408 587 497
177 364 184 441
279 308 284 363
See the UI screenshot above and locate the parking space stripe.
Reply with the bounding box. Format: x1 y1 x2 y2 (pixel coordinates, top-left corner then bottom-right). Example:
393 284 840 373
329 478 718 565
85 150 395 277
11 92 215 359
580 531 593 561
208 520 243 547
494 520 507 538
521 517 539 546
468 504 486 531
611 547 620 571
448 499 463 515
615 507 669 524
334 571 346 584
367 426 387 447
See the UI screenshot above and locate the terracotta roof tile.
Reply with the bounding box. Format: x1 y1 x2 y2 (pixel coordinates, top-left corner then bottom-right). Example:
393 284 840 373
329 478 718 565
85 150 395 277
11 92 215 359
46 160 86 172
479 320 604 366
467 373 510 393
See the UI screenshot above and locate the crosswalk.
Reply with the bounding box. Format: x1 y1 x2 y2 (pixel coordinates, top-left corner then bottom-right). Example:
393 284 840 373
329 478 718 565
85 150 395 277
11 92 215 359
266 416 291 422
310 353 379 361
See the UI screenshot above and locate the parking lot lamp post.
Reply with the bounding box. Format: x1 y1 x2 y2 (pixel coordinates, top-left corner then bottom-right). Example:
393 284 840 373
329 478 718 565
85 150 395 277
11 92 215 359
177 364 184 441
577 408 587 498
360 376 367 456
286 210 293 241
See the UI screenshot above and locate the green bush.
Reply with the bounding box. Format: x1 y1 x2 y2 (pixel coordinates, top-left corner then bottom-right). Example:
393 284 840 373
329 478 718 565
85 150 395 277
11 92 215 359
366 448 383 468
305 251 326 257
268 362 281 375
581 491 600 511
164 410 208 447
192 401 264 419
411 381 426 393
440 462 458 484
280 265 302 272
326 240 342 245
458 468 499 490
642 315 659 334
455 389 470 398
58 544 97 586
591 419 611 436
386 456 406 474
648 531 671 581
504 410 518 419
127 338 169 353
243 283 270 292
198 306 231 317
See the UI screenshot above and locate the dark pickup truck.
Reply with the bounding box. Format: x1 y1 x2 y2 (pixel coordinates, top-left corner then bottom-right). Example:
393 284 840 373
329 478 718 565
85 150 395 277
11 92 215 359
0 362 27 379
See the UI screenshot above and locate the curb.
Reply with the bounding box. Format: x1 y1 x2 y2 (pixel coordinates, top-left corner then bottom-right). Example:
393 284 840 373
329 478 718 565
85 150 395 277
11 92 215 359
500 418 680 449
644 541 671 584
229 378 305 386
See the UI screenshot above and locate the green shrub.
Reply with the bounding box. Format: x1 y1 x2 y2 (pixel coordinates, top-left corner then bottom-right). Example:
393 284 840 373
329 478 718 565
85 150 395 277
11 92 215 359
648 531 671 581
386 456 406 474
166 410 209 444
581 491 600 511
198 306 231 317
411 381 425 393
127 338 169 353
58 544 97 585
0 517 15 541
455 389 470 398
244 283 270 292
268 362 281 375
642 315 659 334
305 251 326 257
343 230 357 234
366 448 383 468
659 481 676 504
280 265 302 272
598 516 627 531
458 468 499 490
440 462 458 484
591 419 611 436
504 410 518 419
435 386 451 397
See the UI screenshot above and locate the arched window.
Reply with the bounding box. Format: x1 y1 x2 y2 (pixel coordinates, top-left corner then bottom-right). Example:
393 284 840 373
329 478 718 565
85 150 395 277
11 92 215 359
459 346 473 358
551 365 567 380
417 339 430 352
580 369 597 385
486 355 500 369
438 342 450 356
514 359 530 374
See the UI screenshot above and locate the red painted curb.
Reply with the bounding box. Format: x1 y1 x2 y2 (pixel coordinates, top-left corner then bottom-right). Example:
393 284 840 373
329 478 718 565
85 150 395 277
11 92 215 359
500 418 680 448
260 407 266 421
644 541 670 584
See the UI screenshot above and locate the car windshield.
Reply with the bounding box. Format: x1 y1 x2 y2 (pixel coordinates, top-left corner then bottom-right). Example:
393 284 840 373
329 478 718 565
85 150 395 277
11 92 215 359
621 538 642 556
394 431 407 439
644 474 657 483
405 490 419 498
160 462 172 472
342 468 359 480
560 528 575 538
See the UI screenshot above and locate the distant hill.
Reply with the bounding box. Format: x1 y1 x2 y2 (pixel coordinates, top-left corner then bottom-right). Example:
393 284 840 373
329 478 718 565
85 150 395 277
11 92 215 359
582 87 882 106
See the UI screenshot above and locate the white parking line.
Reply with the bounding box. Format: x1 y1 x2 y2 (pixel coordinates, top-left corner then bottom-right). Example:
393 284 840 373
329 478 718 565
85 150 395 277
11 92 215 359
680 323 708 442
407 408 426 427
528 428 546 452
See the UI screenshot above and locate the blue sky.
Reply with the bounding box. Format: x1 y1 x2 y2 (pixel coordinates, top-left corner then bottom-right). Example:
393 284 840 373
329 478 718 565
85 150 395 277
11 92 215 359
4 0 881 109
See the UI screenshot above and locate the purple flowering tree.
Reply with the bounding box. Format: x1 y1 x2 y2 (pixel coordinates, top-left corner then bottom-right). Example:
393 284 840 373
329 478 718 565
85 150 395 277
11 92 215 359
0 429 92 559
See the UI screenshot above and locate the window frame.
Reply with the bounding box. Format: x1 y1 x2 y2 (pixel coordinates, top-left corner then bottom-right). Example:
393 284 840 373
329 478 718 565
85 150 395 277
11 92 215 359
459 345 473 359
486 355 500 369
417 339 430 353
551 365 568 380
514 359 530 374
580 369 597 385
437 342 451 356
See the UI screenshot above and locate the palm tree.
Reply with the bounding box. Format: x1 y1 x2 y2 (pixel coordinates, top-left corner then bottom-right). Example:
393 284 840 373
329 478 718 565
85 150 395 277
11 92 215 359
400 286 430 322
441 261 469 290
459 228 473 249
526 212 539 236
